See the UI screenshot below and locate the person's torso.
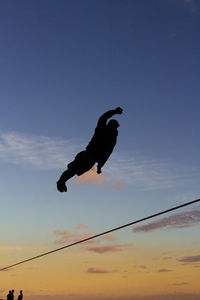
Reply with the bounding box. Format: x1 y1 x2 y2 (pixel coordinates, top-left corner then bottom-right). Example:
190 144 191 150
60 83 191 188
86 126 118 155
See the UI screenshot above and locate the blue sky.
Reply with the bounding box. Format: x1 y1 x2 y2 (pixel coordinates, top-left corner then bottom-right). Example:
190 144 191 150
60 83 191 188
1 0 200 160
0 1 200 299
0 0 199 234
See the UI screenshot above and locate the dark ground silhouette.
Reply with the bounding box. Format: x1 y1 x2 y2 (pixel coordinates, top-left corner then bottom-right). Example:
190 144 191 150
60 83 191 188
7 290 14 300
17 290 23 300
57 107 123 192
6 290 23 300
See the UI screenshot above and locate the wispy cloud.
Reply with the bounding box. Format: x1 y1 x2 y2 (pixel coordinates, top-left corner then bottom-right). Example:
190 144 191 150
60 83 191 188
113 181 124 190
138 265 147 269
85 244 131 254
104 154 194 190
133 265 148 272
76 224 88 230
133 210 200 232
54 228 129 255
0 132 79 169
54 228 116 246
178 255 200 263
157 269 172 272
87 267 117 274
0 131 197 190
169 282 189 286
101 234 116 242
54 229 96 245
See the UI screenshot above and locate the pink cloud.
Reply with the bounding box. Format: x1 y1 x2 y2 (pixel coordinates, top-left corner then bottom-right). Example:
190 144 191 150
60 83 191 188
133 210 200 232
75 167 124 190
101 234 116 242
54 229 96 245
54 229 78 241
85 243 131 254
76 167 104 184
113 181 124 190
54 227 118 246
76 224 88 230
87 267 117 274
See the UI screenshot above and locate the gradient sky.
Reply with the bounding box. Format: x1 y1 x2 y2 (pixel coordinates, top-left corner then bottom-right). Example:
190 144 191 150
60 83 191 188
0 1 200 299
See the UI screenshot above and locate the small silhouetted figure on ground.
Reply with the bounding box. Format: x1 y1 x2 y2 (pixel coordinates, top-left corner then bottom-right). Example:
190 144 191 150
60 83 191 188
57 107 123 192
17 291 23 300
7 291 12 300
11 290 14 300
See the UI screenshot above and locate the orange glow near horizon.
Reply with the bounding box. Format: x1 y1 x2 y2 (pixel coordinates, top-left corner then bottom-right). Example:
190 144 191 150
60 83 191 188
1 240 199 299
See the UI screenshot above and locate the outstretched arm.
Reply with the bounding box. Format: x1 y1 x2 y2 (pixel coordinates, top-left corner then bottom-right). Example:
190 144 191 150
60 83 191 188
97 107 123 127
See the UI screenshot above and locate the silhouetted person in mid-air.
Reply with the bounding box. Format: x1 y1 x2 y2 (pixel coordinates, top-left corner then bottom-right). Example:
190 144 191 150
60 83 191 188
17 290 23 300
57 107 123 192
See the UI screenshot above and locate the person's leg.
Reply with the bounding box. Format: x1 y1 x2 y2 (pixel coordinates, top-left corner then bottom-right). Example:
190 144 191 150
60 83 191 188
57 169 75 192
57 151 96 192
76 152 96 176
57 153 83 192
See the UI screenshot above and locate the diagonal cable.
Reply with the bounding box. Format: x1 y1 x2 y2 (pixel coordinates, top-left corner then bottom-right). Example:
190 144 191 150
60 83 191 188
1 198 200 271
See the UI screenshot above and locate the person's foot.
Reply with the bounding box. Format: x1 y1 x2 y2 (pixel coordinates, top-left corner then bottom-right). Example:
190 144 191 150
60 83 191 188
97 166 102 174
57 180 67 192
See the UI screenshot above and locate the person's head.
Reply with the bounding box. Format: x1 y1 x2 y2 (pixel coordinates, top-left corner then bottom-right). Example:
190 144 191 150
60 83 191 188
107 119 119 129
20 291 23 294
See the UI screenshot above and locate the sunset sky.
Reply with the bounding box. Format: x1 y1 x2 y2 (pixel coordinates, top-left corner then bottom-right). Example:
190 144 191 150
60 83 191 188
0 1 200 300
